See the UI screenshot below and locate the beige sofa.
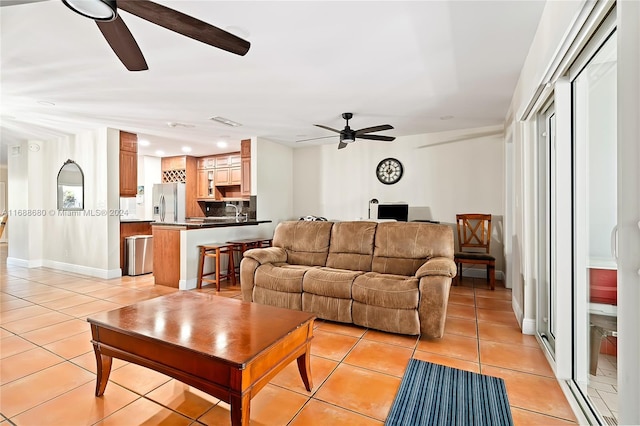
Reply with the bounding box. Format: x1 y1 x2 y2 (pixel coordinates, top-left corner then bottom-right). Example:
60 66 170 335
240 220 456 338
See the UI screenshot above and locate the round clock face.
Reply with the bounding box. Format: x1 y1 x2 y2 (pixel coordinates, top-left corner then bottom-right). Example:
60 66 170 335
376 158 403 185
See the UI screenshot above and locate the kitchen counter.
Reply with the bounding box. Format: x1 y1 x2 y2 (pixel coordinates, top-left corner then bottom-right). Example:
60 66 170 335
120 219 155 223
152 219 270 229
151 219 273 289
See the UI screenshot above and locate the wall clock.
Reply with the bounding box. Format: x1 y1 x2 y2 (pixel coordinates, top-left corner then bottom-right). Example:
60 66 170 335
376 158 403 185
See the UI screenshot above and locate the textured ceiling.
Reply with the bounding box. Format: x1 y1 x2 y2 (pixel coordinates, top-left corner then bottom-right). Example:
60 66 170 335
0 0 545 162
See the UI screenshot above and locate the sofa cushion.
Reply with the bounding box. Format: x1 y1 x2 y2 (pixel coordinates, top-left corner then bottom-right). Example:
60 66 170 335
254 287 302 311
352 272 419 309
254 263 316 293
303 267 363 299
372 222 454 276
272 221 334 266
302 293 352 323
352 301 420 335
326 221 376 271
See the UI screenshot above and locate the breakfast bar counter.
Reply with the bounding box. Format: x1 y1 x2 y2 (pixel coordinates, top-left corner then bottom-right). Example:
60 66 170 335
152 218 272 289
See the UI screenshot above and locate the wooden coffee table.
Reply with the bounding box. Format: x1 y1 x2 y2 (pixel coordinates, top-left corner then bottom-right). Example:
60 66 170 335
87 292 315 425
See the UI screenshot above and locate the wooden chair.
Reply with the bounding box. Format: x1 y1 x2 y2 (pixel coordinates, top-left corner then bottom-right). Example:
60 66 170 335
196 243 236 291
455 214 495 290
227 237 273 278
0 214 7 239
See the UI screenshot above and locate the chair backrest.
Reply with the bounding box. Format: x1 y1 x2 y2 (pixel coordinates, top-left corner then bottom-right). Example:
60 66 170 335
0 214 7 239
456 214 492 254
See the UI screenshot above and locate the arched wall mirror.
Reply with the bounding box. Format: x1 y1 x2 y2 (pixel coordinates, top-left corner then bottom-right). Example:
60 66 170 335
57 159 84 210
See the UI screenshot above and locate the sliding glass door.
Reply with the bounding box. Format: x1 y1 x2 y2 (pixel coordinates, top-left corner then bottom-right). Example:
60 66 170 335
570 16 618 423
537 100 556 354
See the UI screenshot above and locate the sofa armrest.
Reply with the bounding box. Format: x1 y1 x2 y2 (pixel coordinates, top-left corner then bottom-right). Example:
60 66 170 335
418 275 453 338
240 247 287 302
415 257 456 279
243 247 287 265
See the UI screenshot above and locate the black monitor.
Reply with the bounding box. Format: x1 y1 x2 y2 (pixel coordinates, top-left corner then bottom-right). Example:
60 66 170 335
377 204 409 222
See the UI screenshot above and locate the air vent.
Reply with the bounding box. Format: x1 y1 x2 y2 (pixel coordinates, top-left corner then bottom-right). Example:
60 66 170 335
11 146 20 156
209 116 242 127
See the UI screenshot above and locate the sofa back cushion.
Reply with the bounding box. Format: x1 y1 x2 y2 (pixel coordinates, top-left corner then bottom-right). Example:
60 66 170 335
372 222 454 276
272 221 334 266
326 221 377 271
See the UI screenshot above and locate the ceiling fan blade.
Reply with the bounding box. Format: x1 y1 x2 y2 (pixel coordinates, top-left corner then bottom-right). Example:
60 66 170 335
96 16 148 71
314 124 341 133
296 135 336 143
358 134 396 142
117 0 250 56
355 124 393 135
338 141 348 150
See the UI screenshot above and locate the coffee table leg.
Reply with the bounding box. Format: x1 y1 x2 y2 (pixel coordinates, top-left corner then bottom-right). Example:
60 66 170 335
230 393 251 426
296 345 313 391
92 343 113 397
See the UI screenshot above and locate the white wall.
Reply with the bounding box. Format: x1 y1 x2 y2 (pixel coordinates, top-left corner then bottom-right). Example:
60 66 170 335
0 165 8 242
292 125 506 274
7 128 121 278
254 136 294 239
504 0 585 330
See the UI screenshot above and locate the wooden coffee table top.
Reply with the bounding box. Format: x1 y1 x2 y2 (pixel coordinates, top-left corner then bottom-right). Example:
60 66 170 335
87 291 315 367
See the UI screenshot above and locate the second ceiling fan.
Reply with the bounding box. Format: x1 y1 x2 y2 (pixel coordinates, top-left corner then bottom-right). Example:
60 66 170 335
299 113 395 150
51 0 251 71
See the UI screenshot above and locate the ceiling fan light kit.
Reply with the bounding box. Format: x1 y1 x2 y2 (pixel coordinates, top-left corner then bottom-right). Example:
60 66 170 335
62 0 116 21
299 112 396 150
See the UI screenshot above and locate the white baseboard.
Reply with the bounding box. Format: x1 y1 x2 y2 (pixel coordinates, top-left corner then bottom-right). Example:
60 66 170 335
7 257 121 280
43 260 122 279
179 278 197 290
512 297 524 327
510 298 536 335
7 257 43 268
460 267 505 281
522 318 536 335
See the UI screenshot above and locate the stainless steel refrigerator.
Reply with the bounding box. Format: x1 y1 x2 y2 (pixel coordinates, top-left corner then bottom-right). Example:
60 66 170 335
152 183 186 223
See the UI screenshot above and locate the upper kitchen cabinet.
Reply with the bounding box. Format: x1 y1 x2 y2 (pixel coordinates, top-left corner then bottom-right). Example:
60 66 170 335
213 153 241 187
161 156 187 183
119 131 138 197
197 156 216 170
161 155 201 217
241 139 251 198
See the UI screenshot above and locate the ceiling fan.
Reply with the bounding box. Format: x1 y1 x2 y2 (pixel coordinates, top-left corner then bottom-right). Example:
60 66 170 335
2 0 250 71
298 113 395 150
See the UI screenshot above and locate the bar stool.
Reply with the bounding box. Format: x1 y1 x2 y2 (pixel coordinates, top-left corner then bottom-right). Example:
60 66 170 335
227 238 273 278
196 243 236 291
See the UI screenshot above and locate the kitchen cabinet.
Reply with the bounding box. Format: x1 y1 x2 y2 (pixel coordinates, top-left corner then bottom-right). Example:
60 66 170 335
214 166 241 186
162 156 186 172
197 169 215 198
241 139 251 197
197 156 216 170
119 131 138 197
120 220 152 271
213 153 241 186
160 155 201 217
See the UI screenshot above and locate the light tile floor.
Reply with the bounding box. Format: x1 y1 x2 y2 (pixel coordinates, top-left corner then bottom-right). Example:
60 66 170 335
588 353 618 423
0 243 578 425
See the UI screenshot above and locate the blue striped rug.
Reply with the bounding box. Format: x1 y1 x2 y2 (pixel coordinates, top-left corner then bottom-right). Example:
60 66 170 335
385 359 513 426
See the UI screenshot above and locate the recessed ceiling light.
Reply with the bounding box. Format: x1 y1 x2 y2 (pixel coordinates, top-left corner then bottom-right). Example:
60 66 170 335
37 100 56 107
216 141 228 148
182 146 192 153
155 150 165 156
209 116 242 127
138 139 150 147
439 115 454 120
